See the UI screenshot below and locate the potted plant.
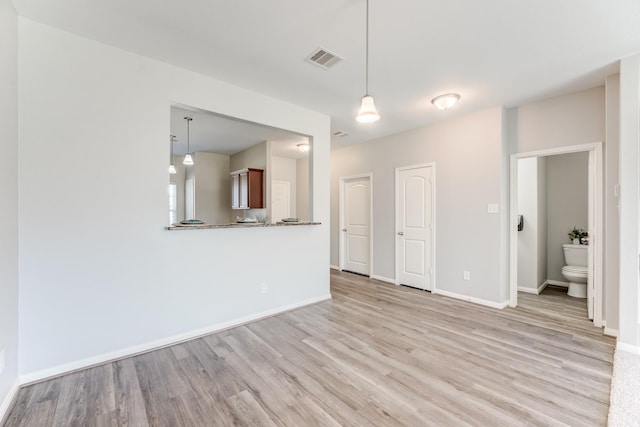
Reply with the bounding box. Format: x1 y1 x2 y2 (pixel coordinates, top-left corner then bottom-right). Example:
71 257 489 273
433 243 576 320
568 227 588 245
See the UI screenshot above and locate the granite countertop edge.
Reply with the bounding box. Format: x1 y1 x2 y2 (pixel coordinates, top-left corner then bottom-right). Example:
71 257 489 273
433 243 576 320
166 221 321 230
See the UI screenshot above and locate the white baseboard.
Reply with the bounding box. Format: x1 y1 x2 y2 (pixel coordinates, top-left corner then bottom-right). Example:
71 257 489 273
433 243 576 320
370 274 396 285
0 378 20 424
605 327 619 338
546 279 569 288
20 294 332 386
330 265 340 271
617 341 640 355
433 289 509 309
517 281 549 295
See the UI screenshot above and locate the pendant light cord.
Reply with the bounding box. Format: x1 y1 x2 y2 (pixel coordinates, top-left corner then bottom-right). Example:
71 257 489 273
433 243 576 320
365 0 369 95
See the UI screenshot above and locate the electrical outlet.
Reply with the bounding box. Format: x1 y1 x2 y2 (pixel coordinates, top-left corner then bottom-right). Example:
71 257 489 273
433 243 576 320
487 204 499 214
0 350 5 375
463 271 471 281
261 283 268 294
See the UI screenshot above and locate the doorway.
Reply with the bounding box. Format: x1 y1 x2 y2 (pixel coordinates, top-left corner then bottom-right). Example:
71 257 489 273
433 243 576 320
395 164 435 291
509 143 603 327
339 175 372 276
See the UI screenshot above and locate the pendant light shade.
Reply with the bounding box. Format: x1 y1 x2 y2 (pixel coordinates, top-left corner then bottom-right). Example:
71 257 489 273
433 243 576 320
183 116 194 166
356 0 379 123
169 135 177 174
356 95 380 123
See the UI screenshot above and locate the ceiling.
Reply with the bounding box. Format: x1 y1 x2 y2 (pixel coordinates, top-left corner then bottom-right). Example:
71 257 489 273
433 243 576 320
170 105 310 159
12 0 640 147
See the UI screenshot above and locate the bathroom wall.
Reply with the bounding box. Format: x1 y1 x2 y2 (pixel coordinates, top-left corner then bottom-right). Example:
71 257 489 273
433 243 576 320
546 152 589 282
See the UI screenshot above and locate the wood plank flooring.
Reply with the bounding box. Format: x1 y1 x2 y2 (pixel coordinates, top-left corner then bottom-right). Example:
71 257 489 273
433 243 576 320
3 272 615 426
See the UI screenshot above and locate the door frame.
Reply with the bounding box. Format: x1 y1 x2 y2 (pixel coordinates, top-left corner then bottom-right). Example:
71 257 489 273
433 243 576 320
509 142 603 327
339 174 373 275
395 163 436 291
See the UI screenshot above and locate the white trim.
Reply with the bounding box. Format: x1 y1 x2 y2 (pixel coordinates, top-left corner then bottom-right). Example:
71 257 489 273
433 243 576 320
509 142 603 328
19 294 332 386
0 379 20 424
433 289 509 309
517 280 549 295
330 264 340 271
370 274 396 285
338 174 373 276
546 279 569 288
605 327 619 338
616 341 640 355
395 163 436 291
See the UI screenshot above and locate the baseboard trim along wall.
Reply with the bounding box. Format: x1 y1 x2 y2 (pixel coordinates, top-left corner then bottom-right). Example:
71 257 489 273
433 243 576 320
0 379 20 424
370 274 396 285
330 265 340 271
19 294 332 386
517 281 549 295
546 279 569 288
433 289 509 309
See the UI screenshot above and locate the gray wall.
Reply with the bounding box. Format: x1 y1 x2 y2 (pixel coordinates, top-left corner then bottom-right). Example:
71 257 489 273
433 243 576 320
331 107 504 303
271 155 297 217
194 151 232 224
546 152 589 281
296 157 310 221
0 0 19 413
537 158 548 286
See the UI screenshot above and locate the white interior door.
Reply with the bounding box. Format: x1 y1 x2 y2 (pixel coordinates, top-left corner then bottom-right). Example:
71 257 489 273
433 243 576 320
185 178 195 220
341 177 371 276
397 165 434 291
272 180 291 222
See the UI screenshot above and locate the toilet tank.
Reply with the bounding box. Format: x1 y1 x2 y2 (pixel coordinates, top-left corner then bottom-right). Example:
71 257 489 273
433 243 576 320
562 244 588 267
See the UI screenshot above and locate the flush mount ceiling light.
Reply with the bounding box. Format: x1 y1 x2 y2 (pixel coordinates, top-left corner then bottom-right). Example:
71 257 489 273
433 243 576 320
356 0 380 123
183 116 194 166
297 143 310 152
169 135 177 174
431 93 461 111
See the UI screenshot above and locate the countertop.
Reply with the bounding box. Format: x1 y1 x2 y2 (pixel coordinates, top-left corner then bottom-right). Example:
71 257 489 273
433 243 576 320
166 221 321 230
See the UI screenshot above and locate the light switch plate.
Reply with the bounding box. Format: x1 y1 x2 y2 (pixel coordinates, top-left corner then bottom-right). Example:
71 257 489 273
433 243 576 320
487 204 499 214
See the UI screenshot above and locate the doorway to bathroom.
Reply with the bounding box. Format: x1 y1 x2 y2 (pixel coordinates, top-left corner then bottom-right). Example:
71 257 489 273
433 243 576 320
509 143 603 327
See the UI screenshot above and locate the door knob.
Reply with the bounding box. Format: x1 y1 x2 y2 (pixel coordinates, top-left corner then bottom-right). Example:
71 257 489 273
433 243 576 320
397 231 404 236
342 228 347 232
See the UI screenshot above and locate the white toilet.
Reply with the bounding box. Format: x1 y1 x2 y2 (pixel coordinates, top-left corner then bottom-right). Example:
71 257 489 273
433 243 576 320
561 244 588 298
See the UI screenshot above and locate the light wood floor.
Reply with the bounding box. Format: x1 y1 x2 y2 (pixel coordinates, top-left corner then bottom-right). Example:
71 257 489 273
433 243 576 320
3 272 615 426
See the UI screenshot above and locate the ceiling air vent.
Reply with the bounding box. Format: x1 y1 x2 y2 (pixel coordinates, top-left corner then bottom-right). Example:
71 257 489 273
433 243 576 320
333 131 350 138
305 47 343 70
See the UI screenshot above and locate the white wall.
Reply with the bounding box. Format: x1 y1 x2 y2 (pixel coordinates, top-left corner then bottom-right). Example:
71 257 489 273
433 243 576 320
193 151 232 224
332 107 504 304
546 152 589 281
618 55 640 348
18 18 331 379
0 0 20 418
605 74 620 333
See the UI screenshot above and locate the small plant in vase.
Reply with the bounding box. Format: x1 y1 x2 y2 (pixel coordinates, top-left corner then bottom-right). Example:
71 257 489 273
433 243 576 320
568 227 588 245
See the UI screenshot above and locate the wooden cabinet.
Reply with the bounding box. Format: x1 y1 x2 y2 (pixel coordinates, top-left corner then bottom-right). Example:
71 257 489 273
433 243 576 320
231 168 264 209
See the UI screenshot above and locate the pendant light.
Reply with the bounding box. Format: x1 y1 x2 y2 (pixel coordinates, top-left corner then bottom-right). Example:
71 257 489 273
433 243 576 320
183 116 194 166
168 135 177 174
356 0 380 123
